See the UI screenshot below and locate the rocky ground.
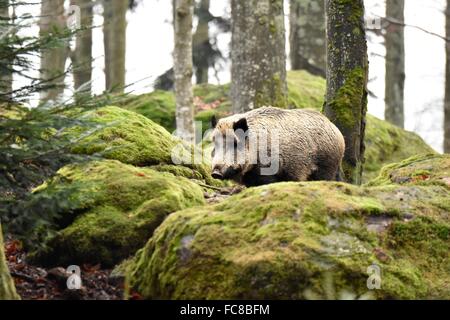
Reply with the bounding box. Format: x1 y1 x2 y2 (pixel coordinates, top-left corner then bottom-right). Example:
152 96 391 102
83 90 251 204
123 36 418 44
5 236 124 300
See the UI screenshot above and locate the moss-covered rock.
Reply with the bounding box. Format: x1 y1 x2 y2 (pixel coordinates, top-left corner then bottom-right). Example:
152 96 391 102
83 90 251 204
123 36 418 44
69 106 178 166
67 105 221 186
118 91 176 133
367 154 450 190
363 118 436 182
28 160 205 267
126 156 449 299
119 71 434 182
286 70 327 110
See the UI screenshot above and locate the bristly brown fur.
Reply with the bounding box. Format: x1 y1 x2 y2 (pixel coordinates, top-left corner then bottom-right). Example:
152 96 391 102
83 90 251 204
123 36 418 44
211 106 345 186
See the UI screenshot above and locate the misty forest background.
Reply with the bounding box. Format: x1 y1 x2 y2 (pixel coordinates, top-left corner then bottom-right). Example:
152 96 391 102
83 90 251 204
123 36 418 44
0 0 449 300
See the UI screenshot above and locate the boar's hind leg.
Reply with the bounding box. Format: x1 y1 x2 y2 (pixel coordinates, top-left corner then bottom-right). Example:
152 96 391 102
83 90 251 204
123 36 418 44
308 156 340 182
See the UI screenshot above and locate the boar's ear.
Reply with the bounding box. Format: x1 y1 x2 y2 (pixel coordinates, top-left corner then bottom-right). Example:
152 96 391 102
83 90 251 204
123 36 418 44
211 115 218 128
233 117 248 132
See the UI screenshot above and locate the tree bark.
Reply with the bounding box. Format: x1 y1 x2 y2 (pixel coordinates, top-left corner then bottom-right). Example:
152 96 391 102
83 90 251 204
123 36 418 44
445 1 450 153
174 0 195 142
384 0 405 128
231 0 287 113
324 0 369 185
0 0 12 101
39 0 69 104
103 0 127 93
71 0 93 97
289 0 326 77
193 0 210 84
0 224 20 300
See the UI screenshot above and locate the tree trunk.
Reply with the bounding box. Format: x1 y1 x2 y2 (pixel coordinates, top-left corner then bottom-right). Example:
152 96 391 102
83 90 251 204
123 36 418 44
324 0 369 185
71 0 93 97
384 0 405 128
0 224 20 300
231 0 288 113
39 0 69 104
193 0 210 84
103 0 127 93
289 0 326 77
173 0 195 142
445 1 450 153
0 0 12 101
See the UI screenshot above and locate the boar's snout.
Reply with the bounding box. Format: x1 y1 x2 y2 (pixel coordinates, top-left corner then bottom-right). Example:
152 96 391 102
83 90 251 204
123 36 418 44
211 170 223 179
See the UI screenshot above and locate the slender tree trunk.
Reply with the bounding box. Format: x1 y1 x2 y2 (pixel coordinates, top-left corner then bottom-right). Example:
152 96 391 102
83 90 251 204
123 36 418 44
103 0 127 93
384 0 405 128
445 1 450 153
289 0 326 77
39 0 69 104
324 0 369 185
193 0 210 84
231 0 287 113
0 0 12 101
0 224 20 300
174 0 195 142
70 0 93 97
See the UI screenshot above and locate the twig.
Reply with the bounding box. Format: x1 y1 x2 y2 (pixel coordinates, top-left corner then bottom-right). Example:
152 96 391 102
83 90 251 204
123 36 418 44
376 14 450 42
196 182 223 191
11 271 36 283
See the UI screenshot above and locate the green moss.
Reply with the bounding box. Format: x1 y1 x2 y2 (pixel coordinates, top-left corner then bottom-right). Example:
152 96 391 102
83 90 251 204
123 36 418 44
28 160 205 267
254 73 288 109
367 154 450 189
194 83 230 104
363 118 436 182
324 67 365 129
68 106 177 166
384 217 449 299
65 105 218 185
118 90 176 132
0 103 28 120
126 177 449 299
333 0 365 27
287 70 326 109
269 21 277 34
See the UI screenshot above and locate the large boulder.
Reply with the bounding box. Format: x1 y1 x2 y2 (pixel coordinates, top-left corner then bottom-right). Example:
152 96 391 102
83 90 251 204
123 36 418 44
69 105 182 166
119 71 435 182
367 153 450 190
117 90 176 133
28 160 205 267
67 105 219 186
126 155 450 299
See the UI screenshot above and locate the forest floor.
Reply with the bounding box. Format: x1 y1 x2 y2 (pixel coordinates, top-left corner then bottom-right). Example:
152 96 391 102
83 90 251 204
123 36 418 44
4 185 243 300
5 236 125 300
